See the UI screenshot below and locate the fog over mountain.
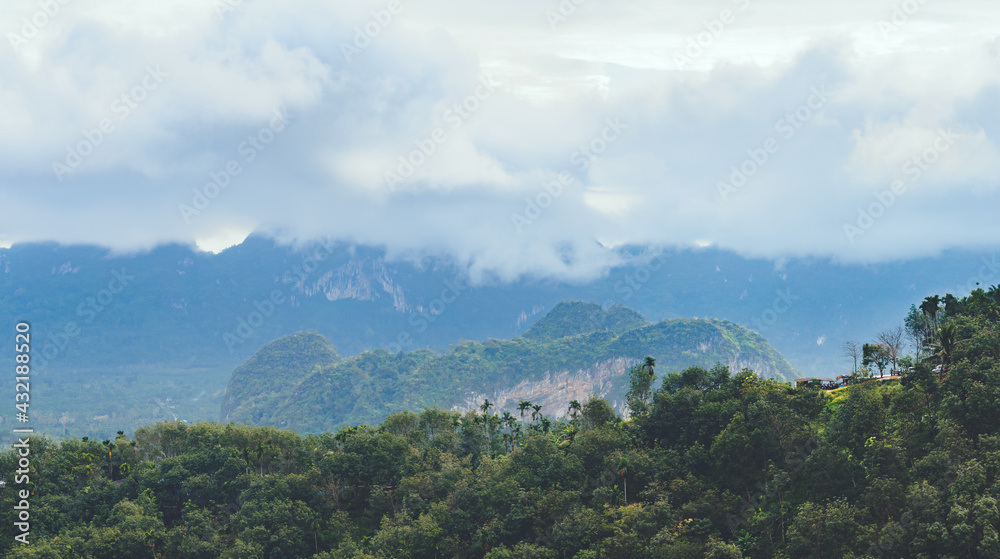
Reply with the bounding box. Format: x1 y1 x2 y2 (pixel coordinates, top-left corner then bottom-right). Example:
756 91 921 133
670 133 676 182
2 237 997 379
6 3 1000 556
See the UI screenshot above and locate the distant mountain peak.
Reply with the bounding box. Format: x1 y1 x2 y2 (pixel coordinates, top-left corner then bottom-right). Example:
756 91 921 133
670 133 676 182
220 331 340 424
219 302 797 432
523 300 649 341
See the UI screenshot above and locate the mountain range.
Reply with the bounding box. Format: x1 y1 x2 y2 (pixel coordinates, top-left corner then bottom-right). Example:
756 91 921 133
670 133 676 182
2 234 996 437
220 301 796 432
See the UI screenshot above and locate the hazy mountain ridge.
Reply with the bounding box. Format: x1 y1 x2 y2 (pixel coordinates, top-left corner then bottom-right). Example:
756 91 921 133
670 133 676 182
2 237 993 380
3 236 996 438
298 256 408 311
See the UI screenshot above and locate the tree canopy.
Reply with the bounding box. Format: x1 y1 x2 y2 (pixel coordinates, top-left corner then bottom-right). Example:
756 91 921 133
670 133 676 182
2 285 998 558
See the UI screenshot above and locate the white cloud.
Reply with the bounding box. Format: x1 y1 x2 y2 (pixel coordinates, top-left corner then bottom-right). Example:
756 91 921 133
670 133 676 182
1 0 999 279
195 227 253 254
583 188 641 218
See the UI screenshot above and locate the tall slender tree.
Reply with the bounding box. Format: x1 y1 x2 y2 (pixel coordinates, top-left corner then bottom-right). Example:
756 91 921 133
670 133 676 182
643 356 656 377
517 400 531 418
921 296 942 332
905 305 934 357
568 399 582 421
842 341 860 374
626 356 658 416
877 326 906 374
937 322 957 376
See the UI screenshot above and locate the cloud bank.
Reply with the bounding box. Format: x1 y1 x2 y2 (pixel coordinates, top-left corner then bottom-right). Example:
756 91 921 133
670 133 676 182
1 0 999 280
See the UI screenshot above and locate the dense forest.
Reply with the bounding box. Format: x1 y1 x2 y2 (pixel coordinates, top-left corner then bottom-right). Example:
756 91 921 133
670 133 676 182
2 285 999 558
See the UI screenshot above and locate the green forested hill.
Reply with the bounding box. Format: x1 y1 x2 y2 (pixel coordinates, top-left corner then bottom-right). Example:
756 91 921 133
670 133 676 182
221 331 341 425
522 301 649 341
221 302 797 432
3 285 999 558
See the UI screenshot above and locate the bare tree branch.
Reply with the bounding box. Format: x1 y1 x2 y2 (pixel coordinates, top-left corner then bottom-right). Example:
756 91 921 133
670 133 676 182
842 341 860 374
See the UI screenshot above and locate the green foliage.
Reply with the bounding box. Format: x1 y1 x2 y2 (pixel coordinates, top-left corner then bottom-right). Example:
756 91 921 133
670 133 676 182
862 342 890 376
4 286 998 558
522 300 649 341
579 398 619 431
225 304 797 432
626 357 656 417
221 331 340 426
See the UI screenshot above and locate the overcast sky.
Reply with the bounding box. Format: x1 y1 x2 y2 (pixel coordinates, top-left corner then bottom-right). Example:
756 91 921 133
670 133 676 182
1 0 998 281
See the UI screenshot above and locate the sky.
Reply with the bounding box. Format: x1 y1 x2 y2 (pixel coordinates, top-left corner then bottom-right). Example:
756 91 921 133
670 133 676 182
1 0 999 281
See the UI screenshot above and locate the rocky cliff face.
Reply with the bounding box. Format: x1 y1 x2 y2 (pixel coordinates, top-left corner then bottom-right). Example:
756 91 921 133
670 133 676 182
452 353 788 421
454 357 638 419
298 257 408 311
515 305 547 329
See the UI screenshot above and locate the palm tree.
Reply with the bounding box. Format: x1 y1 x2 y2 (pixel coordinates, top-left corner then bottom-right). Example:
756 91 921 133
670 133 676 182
937 322 957 379
486 414 502 449
531 404 543 422
480 399 493 415
643 356 656 377
921 296 941 332
517 400 531 418
943 293 962 317
618 455 630 504
103 440 116 480
559 424 579 444
568 399 582 421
